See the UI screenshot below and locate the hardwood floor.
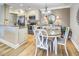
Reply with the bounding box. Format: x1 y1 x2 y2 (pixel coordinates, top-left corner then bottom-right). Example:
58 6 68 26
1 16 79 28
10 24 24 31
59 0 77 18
0 34 79 56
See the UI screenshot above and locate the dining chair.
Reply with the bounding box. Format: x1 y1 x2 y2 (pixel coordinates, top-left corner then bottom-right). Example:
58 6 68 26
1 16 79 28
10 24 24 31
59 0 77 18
32 25 38 43
34 29 49 56
57 27 70 56
32 25 37 31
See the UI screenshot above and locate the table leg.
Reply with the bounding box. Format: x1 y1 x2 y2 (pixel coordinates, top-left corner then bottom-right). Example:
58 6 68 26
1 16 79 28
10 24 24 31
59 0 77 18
54 37 57 55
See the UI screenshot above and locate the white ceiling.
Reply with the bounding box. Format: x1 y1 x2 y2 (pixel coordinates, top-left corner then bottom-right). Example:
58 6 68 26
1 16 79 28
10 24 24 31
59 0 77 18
7 3 72 10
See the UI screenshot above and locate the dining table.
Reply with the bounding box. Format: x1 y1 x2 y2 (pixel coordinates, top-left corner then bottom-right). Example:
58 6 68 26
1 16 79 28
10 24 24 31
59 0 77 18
46 27 61 55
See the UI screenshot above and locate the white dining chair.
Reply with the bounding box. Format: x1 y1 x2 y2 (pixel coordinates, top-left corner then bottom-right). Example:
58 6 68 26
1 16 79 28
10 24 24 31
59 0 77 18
32 25 37 31
39 25 52 53
32 25 39 44
57 27 70 56
34 29 49 56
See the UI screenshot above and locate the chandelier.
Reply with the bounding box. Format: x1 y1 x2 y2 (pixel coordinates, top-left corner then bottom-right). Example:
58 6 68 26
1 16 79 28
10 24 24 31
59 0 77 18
42 4 51 16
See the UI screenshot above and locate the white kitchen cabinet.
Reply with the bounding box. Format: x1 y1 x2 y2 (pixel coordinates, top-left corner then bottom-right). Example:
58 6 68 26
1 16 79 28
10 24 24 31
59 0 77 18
19 28 28 44
0 26 28 49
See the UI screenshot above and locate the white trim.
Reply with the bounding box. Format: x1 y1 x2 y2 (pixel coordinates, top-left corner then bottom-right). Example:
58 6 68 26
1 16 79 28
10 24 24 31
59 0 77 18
40 6 70 11
0 38 27 49
70 39 79 51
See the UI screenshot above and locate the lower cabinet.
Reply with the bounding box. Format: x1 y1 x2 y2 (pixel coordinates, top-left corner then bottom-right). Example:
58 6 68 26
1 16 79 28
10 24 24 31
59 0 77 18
0 26 28 49
18 28 28 44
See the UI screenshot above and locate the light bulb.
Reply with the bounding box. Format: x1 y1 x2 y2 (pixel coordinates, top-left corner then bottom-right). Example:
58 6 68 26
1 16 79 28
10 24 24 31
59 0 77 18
56 16 60 19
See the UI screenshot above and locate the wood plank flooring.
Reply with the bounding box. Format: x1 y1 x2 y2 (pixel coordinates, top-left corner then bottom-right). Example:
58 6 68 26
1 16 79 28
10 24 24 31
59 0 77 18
0 34 79 56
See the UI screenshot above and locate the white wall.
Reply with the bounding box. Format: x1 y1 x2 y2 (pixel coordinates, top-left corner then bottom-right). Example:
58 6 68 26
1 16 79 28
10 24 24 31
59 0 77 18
70 4 79 51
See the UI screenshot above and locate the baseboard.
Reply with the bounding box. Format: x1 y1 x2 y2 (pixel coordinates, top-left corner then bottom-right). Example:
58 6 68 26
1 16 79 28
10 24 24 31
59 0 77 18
0 38 27 49
18 39 27 47
0 38 19 49
70 39 79 52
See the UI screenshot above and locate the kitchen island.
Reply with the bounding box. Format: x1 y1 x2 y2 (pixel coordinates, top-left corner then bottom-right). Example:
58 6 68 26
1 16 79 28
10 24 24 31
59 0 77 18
0 25 28 49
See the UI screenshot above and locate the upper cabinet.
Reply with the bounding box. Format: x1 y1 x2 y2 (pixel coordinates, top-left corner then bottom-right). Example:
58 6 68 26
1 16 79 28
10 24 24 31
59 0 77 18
25 10 40 21
4 4 9 21
0 4 4 25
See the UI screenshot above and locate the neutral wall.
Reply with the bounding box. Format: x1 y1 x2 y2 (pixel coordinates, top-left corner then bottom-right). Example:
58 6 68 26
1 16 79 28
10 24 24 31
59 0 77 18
52 8 70 27
70 4 79 51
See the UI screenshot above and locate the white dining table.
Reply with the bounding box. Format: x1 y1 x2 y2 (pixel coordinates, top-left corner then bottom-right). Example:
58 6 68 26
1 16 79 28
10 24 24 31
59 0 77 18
47 29 61 55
